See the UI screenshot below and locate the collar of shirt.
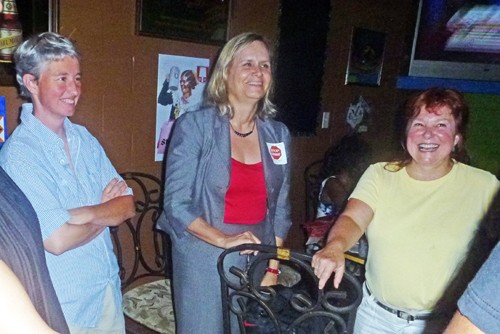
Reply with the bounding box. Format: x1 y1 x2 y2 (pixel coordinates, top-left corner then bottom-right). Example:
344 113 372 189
20 103 77 151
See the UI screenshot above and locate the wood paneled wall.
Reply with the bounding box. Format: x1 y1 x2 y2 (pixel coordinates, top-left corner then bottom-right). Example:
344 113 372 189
0 0 419 249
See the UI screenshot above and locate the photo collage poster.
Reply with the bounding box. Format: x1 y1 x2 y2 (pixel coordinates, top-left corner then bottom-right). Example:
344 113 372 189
155 54 210 162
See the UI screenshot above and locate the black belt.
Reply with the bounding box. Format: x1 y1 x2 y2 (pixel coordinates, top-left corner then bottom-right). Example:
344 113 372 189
365 285 433 321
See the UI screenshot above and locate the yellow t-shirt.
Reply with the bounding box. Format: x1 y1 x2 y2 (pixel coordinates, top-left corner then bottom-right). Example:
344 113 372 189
351 162 499 310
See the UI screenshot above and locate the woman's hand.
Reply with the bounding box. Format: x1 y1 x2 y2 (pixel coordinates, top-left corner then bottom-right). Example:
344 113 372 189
222 231 261 255
311 199 373 289
311 242 346 289
101 178 128 203
187 219 261 253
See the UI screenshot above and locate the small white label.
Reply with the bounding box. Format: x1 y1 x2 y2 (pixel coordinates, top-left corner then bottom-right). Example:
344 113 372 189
266 142 287 165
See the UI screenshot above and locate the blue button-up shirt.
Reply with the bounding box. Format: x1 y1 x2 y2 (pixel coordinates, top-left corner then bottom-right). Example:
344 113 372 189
0 104 130 327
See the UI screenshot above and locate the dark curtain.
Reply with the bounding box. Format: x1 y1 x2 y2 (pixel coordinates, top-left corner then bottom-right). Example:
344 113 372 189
274 0 331 136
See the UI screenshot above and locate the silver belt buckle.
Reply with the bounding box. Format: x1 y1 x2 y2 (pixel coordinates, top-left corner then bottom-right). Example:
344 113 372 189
397 310 415 322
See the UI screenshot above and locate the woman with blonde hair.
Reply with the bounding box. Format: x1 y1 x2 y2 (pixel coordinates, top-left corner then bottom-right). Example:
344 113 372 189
158 32 292 333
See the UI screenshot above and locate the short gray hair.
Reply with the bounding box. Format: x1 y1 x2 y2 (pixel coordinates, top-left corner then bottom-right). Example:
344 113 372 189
14 32 81 99
205 32 277 119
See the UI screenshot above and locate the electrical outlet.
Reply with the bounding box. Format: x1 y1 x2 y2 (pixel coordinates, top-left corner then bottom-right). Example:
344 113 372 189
321 112 330 129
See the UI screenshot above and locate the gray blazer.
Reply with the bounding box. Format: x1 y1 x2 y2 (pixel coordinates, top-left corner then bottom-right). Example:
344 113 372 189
157 107 292 244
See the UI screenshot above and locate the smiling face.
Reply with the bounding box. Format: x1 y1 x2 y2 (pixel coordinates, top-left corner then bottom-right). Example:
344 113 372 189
180 76 192 97
180 70 197 98
406 105 460 176
226 40 271 108
28 56 81 126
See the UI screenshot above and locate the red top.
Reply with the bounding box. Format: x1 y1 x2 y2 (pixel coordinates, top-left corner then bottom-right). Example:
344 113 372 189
224 158 267 224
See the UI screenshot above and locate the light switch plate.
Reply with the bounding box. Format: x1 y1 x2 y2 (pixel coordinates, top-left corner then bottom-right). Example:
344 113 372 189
321 112 330 129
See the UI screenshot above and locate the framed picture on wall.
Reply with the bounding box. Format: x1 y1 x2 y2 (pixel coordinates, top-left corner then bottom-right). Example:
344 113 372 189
136 0 231 45
345 28 386 87
0 0 59 86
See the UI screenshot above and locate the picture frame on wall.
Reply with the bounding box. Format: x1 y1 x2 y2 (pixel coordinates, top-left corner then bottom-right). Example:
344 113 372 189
345 27 386 87
136 0 231 45
0 0 59 86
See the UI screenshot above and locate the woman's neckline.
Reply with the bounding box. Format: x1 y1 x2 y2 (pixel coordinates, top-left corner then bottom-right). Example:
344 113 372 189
405 160 456 181
231 157 262 166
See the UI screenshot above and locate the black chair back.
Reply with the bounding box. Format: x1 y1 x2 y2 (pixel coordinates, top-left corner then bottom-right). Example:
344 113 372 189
218 244 362 334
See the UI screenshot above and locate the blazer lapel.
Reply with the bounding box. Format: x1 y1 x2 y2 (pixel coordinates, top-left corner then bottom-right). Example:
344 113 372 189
212 111 231 175
257 118 286 199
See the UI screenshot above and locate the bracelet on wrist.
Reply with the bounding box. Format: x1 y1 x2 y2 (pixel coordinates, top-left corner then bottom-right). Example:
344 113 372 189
266 267 280 275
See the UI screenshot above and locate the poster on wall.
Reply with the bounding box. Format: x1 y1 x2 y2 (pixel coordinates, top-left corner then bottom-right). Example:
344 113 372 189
155 54 209 162
0 96 6 148
345 28 386 87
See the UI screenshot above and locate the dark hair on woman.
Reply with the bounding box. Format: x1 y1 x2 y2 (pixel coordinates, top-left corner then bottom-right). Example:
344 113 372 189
319 134 372 182
181 70 198 90
389 87 470 170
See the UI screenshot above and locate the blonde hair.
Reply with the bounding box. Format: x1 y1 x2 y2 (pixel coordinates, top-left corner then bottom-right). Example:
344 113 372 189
205 32 277 118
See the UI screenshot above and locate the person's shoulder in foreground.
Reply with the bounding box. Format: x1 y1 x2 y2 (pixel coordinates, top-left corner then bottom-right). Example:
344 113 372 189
444 241 500 334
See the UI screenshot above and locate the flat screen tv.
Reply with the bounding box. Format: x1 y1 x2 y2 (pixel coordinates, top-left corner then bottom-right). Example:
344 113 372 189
409 0 500 81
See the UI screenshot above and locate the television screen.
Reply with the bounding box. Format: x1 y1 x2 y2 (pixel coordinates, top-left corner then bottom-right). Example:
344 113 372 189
409 0 500 81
